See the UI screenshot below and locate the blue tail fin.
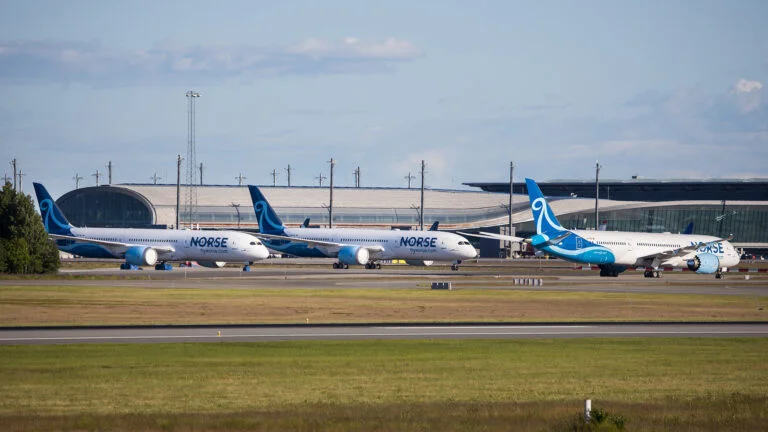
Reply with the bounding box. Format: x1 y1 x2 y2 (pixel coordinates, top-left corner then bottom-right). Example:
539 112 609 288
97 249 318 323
33 183 74 235
247 185 286 235
525 178 566 237
683 222 694 235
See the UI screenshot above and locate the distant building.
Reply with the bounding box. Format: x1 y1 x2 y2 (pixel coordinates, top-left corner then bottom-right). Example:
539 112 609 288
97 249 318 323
55 180 768 257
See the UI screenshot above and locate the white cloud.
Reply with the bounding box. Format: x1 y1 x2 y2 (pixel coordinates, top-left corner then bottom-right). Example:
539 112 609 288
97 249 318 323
287 37 423 60
731 78 763 113
734 79 763 93
0 38 424 86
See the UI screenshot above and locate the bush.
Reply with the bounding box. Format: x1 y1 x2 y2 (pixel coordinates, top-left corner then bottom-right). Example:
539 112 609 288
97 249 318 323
0 182 60 274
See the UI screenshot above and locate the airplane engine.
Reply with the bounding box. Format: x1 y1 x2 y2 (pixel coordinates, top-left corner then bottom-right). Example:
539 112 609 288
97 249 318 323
197 261 226 269
405 260 434 266
338 246 369 266
125 246 158 266
686 253 720 274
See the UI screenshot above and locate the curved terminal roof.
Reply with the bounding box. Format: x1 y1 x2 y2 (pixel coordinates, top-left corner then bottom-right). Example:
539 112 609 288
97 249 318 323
464 178 768 201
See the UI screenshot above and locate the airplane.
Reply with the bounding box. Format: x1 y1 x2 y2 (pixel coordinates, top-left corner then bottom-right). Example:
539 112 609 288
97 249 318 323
522 178 740 278
247 185 477 270
458 179 740 278
33 183 270 270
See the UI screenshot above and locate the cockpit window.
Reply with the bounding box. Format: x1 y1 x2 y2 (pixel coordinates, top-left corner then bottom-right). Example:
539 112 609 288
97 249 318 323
250 241 262 246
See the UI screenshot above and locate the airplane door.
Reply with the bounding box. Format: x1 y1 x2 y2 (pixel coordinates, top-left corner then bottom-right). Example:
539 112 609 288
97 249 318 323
576 238 583 249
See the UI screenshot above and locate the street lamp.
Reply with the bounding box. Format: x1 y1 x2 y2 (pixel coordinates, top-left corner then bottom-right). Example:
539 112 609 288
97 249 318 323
231 203 241 228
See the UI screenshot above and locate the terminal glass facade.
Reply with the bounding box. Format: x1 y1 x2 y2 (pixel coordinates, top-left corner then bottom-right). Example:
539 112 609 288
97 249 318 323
57 188 154 228
515 204 768 243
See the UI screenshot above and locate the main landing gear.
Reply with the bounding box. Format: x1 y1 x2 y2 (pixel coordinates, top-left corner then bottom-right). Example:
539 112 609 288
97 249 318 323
715 269 723 279
643 269 662 278
599 268 620 277
154 262 173 271
450 260 462 271
332 262 349 269
365 262 382 270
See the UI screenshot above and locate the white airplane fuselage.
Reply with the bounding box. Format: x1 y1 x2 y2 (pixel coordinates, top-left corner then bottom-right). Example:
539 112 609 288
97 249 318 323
561 230 741 268
263 227 477 262
58 227 269 263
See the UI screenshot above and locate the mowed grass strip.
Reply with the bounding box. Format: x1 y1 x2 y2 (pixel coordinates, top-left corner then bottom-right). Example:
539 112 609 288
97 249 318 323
3 395 768 432
0 338 766 416
1 285 767 326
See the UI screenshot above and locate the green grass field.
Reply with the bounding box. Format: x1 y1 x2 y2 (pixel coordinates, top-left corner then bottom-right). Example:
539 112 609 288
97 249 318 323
1 338 767 430
2 285 767 326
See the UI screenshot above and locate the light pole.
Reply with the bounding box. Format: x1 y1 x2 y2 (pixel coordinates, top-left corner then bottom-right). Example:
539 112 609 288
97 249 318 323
285 165 292 187
176 154 183 229
419 160 426 230
235 173 247 186
509 161 515 256
231 203 241 228
595 160 602 230
73 173 84 189
328 158 335 229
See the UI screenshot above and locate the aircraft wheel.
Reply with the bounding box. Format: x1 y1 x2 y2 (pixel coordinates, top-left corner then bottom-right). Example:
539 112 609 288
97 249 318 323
376 263 381 269
332 262 339 269
344 263 349 269
715 273 722 279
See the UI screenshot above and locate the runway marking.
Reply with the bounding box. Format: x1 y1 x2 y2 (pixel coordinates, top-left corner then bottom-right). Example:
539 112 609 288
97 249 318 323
385 325 591 329
1 330 767 342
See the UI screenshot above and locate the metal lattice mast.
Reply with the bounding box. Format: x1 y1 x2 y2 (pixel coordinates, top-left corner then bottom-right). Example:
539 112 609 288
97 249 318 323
185 90 200 228
107 161 113 185
270 169 279 186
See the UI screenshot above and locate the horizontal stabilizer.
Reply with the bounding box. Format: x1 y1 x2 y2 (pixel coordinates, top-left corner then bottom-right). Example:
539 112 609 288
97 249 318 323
457 231 527 243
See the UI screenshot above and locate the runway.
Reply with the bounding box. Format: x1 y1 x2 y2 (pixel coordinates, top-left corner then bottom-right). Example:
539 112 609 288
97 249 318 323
1 323 766 345
19 264 768 297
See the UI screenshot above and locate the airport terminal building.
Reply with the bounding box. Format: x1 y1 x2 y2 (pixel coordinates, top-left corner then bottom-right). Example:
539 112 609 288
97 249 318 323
55 179 768 257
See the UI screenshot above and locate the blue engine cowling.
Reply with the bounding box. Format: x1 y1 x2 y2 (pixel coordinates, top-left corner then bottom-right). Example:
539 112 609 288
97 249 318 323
338 246 370 265
197 261 226 268
125 246 158 266
686 253 720 274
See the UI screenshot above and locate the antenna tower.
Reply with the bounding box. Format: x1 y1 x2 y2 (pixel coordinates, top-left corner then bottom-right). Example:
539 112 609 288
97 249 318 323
185 90 201 228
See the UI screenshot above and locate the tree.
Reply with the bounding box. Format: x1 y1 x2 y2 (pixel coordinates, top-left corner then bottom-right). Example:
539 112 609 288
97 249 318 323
0 181 60 274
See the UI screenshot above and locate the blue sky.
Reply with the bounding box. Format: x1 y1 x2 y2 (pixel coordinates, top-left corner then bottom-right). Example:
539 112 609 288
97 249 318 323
2 0 767 199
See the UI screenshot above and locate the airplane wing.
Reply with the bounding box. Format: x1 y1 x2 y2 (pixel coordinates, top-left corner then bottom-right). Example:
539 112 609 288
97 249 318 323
48 233 176 254
636 234 733 260
254 232 386 253
457 231 527 243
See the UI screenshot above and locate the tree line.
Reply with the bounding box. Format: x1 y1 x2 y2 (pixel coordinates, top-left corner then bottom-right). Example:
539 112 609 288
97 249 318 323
0 182 60 274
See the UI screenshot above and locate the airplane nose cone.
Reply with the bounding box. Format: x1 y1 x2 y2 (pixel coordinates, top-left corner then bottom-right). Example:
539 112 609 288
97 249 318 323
253 246 269 260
